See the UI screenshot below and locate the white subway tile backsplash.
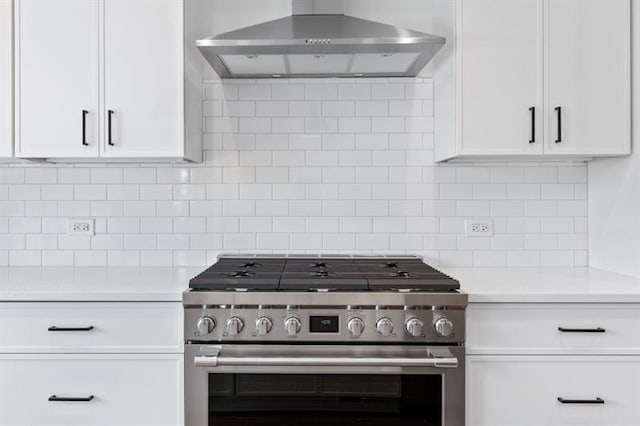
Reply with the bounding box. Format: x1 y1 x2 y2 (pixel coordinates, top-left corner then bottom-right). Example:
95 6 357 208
305 84 338 100
42 250 74 266
74 250 107 266
91 168 123 184
26 234 57 250
0 78 587 266
9 217 41 233
222 167 256 183
9 184 41 200
58 168 90 184
25 201 57 217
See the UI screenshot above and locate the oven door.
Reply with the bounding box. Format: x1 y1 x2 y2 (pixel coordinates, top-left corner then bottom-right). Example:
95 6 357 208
185 344 464 426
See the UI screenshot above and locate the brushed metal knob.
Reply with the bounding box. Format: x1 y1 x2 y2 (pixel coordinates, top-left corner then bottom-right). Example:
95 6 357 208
255 317 273 336
226 316 244 336
347 317 365 336
284 317 301 337
405 317 424 337
196 316 216 336
434 317 454 337
376 317 394 336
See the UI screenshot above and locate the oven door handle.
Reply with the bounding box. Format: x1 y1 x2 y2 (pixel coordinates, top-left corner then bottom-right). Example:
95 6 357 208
194 354 458 369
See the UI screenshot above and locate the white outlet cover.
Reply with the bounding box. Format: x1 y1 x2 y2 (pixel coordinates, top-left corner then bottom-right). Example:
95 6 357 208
465 220 493 237
68 218 94 236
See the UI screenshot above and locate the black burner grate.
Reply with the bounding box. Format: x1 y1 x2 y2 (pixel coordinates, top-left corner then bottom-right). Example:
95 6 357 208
189 257 459 292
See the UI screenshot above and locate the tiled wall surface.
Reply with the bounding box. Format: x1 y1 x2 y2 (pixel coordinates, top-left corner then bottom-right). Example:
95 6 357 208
0 78 588 267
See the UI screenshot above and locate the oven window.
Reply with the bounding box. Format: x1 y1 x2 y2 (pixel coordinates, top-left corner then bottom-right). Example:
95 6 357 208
207 374 442 426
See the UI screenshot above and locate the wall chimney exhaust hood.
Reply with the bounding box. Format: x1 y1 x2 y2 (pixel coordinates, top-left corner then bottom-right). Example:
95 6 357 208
196 0 445 79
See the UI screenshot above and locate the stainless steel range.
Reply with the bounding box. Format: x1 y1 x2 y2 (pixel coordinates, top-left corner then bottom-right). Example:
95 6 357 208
184 255 467 426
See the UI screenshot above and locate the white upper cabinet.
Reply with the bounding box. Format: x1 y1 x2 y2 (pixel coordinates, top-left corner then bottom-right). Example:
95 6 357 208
545 0 631 156
15 0 203 162
434 0 631 162
0 0 13 159
16 0 100 158
102 0 183 159
459 0 543 156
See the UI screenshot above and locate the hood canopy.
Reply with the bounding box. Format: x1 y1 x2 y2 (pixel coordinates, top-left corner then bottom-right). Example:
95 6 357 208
197 2 445 79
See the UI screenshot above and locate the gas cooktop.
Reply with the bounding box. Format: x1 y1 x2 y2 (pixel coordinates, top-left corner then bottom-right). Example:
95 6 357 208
189 255 460 293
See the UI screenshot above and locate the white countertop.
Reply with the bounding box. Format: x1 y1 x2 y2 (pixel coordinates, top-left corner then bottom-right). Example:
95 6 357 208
0 267 201 302
443 267 640 303
0 266 638 303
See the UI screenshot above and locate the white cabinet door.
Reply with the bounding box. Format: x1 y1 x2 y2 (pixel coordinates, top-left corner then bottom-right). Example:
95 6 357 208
15 0 100 158
545 0 631 156
467 356 640 426
102 0 183 158
0 354 183 426
467 303 640 355
0 302 183 353
0 0 12 158
459 0 543 156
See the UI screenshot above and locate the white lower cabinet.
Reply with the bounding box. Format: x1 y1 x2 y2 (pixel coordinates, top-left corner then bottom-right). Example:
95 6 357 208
466 302 640 426
0 301 184 425
467 356 640 426
0 354 183 426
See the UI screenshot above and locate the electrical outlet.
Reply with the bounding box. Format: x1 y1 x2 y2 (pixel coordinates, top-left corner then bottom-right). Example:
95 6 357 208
68 218 94 236
465 220 493 237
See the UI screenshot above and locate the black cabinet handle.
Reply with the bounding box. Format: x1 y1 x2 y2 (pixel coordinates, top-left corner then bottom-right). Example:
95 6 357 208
558 397 604 405
555 106 562 143
48 326 94 332
108 110 115 146
82 110 89 146
49 395 94 402
529 107 536 144
558 327 605 333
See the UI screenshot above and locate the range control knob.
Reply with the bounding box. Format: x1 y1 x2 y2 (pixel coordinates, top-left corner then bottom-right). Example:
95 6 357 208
196 316 216 336
255 317 273 336
405 317 424 337
347 317 365 336
376 318 394 336
226 317 244 336
284 317 301 336
434 317 454 337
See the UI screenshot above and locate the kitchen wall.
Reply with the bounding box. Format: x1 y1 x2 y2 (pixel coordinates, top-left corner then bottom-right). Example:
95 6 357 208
0 77 588 267
588 3 640 278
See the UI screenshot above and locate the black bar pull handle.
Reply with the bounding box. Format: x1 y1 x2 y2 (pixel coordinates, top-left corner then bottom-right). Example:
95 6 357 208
49 395 94 402
558 397 604 405
48 326 94 332
558 327 606 333
107 110 115 146
555 106 562 143
82 110 89 146
529 107 536 144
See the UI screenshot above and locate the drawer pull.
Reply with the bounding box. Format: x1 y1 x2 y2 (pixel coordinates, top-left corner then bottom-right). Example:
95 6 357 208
557 397 604 405
48 395 94 402
558 327 606 333
48 326 95 332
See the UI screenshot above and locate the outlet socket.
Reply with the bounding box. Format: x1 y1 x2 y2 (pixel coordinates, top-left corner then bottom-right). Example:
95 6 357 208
68 218 94 236
465 220 493 237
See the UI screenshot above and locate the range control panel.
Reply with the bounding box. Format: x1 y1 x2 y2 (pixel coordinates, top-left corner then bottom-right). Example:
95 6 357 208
185 306 464 344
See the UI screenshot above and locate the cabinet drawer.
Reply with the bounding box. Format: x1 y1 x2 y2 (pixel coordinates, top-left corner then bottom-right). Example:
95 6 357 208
467 356 640 426
467 304 640 354
0 354 183 425
0 302 182 353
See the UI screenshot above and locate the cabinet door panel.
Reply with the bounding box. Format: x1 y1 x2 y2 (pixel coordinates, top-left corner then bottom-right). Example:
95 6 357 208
0 0 12 158
16 0 99 158
460 0 543 156
0 354 182 425
546 0 630 155
467 356 640 426
103 0 183 158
